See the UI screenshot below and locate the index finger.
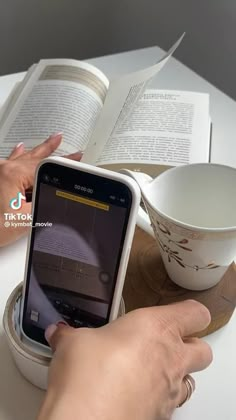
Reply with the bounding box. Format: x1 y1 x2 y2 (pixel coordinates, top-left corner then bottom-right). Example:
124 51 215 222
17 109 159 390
26 133 62 159
45 324 75 352
157 300 211 338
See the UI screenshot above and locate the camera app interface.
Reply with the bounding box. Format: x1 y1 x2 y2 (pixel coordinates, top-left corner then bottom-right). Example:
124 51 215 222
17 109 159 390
24 174 129 340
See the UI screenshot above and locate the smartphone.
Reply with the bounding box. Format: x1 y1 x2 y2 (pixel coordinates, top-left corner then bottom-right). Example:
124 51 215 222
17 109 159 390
21 157 140 349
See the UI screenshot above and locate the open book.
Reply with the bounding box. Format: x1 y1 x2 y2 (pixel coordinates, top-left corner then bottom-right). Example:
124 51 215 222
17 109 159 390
0 34 211 176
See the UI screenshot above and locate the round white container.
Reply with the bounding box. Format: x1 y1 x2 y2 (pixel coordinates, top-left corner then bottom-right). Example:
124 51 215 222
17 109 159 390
3 283 125 390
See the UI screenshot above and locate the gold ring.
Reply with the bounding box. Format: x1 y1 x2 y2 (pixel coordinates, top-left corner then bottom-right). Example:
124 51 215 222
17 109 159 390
177 375 195 408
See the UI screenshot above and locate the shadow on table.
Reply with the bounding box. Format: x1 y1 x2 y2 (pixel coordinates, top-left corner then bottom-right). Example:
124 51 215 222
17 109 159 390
0 333 44 420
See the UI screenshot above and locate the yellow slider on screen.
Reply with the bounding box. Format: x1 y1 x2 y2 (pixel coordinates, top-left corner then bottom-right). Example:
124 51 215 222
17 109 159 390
56 190 109 211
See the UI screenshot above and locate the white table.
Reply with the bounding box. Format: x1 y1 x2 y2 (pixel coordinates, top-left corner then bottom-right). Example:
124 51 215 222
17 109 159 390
0 47 236 420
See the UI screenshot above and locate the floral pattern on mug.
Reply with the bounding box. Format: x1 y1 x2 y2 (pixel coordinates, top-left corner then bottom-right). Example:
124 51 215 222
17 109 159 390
149 209 220 271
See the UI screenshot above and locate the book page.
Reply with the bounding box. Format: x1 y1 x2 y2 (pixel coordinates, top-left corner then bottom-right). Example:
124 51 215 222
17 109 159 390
0 83 21 126
82 34 185 165
0 65 36 127
0 59 109 157
96 90 210 172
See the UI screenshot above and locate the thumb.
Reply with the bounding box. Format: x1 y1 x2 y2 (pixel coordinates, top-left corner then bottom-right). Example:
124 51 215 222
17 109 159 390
45 323 72 352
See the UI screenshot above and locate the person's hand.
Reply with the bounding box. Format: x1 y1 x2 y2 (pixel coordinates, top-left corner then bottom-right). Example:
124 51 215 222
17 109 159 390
0 134 82 247
38 300 213 420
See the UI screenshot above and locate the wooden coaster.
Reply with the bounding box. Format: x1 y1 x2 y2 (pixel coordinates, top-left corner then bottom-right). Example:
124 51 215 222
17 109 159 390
123 227 236 337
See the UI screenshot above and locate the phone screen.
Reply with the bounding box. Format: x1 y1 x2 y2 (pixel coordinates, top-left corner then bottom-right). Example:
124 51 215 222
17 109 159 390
22 162 132 346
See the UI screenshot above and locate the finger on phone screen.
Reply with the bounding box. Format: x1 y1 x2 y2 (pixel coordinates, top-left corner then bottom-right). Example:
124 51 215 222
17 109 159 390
45 323 73 352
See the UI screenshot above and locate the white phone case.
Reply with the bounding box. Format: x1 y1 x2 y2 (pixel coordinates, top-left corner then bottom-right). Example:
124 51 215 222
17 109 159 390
20 157 141 352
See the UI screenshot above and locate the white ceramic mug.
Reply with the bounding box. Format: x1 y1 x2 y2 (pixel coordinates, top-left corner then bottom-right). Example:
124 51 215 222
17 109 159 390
121 163 236 291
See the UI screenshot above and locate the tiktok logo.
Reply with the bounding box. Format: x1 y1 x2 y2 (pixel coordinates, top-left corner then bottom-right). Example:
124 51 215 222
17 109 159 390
9 192 26 210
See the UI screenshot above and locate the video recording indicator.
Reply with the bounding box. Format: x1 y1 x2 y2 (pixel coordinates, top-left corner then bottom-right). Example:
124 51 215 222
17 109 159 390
42 166 128 208
56 190 110 211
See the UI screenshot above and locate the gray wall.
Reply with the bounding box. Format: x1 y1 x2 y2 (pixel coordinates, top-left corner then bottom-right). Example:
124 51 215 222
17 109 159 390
1 0 236 99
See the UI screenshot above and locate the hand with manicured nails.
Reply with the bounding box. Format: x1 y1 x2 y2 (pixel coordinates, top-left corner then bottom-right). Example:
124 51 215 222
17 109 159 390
0 134 82 247
38 300 213 420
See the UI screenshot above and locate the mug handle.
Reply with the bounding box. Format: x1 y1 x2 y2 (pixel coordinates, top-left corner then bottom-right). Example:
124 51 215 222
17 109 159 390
120 169 155 238
137 206 155 238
